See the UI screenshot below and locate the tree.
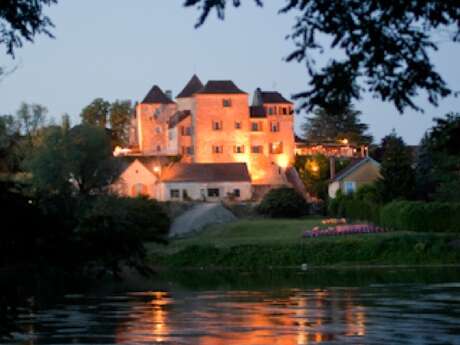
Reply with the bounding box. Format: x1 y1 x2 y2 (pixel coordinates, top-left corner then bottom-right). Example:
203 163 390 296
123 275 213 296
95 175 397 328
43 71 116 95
80 98 110 128
376 132 415 202
110 100 132 147
416 112 460 201
0 115 20 172
25 124 121 196
0 0 57 57
302 105 372 144
185 0 459 113
16 102 47 139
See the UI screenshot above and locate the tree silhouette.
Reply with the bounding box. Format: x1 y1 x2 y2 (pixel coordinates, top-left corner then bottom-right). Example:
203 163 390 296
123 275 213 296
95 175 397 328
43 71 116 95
0 0 57 57
184 0 459 113
302 105 372 144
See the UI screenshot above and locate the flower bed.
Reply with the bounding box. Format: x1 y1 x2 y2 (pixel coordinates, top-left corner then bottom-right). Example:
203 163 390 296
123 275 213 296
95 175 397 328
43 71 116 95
303 223 385 238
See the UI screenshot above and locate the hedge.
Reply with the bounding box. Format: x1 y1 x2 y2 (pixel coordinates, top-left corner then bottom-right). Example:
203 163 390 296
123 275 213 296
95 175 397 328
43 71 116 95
381 201 460 232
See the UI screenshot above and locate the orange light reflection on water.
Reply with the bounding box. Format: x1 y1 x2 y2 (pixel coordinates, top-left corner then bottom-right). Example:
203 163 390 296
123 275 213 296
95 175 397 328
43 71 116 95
115 290 366 344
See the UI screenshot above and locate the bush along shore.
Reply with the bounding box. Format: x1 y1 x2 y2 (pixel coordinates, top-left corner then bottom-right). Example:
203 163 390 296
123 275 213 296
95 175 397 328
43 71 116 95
148 226 460 270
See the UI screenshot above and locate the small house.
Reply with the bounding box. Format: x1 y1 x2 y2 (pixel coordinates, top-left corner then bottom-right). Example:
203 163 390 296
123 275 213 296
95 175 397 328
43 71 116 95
328 157 381 198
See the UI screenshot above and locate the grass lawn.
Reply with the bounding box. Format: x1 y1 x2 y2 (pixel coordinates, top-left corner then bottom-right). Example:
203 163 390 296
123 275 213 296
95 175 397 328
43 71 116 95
147 218 460 269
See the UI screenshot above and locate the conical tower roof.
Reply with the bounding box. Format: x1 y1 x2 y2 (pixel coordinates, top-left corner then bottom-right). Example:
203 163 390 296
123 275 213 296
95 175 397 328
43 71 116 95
142 85 175 104
176 74 204 98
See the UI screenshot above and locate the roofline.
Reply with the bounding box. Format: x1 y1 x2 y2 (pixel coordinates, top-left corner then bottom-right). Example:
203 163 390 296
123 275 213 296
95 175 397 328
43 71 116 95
332 157 380 182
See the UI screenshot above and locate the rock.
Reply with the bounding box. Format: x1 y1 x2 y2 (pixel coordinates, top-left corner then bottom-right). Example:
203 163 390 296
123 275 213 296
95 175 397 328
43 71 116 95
169 203 237 238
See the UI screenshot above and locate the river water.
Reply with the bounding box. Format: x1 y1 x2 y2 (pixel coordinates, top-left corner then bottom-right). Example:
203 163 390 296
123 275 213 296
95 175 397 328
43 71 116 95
2 268 460 344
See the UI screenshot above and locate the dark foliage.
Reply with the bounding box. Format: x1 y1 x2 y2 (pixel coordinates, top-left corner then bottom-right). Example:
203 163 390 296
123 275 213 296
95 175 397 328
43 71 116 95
328 188 381 224
295 154 350 200
381 201 460 233
376 132 415 202
0 0 57 56
417 113 460 201
302 105 372 145
184 0 459 113
257 187 309 218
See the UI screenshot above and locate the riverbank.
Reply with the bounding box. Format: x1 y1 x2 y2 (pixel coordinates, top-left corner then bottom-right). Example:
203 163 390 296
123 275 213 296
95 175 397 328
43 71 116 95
147 218 460 269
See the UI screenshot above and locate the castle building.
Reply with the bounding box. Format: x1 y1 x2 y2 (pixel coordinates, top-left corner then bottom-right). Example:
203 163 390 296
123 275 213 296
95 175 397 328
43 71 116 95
115 75 301 201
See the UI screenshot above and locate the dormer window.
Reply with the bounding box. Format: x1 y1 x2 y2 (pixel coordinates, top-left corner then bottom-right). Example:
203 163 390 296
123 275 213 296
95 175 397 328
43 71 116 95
223 99 232 107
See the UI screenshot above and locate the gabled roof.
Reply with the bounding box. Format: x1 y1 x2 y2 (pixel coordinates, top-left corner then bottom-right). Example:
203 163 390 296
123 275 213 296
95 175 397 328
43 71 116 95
259 91 293 104
161 163 251 183
196 80 246 94
176 75 204 98
117 155 171 176
142 85 175 104
249 106 266 118
168 110 191 129
332 157 380 182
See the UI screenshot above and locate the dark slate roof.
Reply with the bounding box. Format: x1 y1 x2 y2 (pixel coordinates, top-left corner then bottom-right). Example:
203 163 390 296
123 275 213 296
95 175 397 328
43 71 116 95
168 110 191 129
176 75 204 98
196 80 246 94
142 85 175 104
249 106 266 118
332 157 380 182
161 163 251 183
260 91 293 104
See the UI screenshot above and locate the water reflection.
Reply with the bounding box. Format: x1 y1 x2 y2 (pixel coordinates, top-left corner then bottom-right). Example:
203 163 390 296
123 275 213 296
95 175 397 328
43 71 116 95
113 289 368 344
3 269 460 345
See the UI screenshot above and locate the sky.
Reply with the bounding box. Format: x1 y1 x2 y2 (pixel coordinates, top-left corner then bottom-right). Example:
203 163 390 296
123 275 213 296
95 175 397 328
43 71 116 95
0 0 459 145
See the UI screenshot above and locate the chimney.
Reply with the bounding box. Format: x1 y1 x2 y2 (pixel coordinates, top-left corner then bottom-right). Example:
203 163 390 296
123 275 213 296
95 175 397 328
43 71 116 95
329 156 336 180
165 90 173 100
252 87 263 106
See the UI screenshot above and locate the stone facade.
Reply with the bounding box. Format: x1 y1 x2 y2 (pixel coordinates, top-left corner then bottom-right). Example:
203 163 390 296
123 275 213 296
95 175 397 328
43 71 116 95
128 76 295 187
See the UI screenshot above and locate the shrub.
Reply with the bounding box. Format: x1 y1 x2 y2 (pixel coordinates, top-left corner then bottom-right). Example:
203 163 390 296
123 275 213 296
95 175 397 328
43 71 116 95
328 187 381 224
381 201 460 232
77 195 170 277
257 187 309 218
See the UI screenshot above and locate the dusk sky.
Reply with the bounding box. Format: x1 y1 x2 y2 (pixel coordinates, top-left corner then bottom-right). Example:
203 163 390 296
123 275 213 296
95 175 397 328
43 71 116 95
1 1 459 145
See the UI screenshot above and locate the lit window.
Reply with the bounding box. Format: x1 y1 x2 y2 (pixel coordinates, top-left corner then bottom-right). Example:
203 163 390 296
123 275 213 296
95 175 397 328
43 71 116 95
235 121 242 129
212 145 223 154
251 146 263 154
223 99 232 107
207 188 220 197
170 189 180 199
270 122 280 132
269 141 283 154
344 181 356 194
233 145 245 154
212 121 223 130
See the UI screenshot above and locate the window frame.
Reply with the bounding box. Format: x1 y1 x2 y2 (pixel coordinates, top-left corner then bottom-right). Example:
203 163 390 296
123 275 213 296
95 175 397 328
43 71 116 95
207 188 220 198
170 189 180 199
